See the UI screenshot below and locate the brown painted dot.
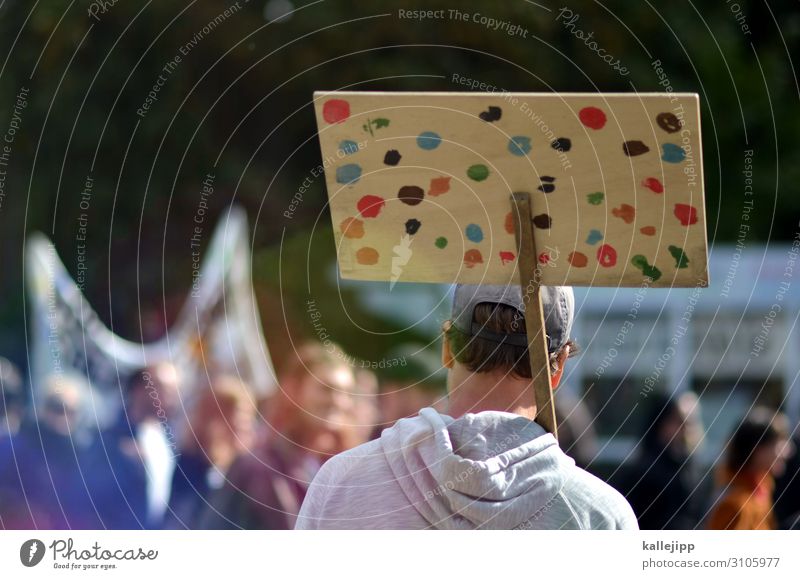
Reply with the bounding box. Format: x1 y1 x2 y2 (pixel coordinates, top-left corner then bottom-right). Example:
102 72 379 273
384 149 402 165
568 251 588 267
532 214 552 229
623 140 650 156
398 185 424 205
464 249 484 268
504 212 515 234
356 247 379 265
340 217 364 239
656 112 681 133
405 218 421 235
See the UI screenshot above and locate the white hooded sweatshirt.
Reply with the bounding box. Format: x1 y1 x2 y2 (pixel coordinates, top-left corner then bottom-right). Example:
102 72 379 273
296 408 638 530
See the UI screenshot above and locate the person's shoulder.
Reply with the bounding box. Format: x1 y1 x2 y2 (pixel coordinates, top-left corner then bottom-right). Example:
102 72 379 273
314 436 387 485
561 464 639 529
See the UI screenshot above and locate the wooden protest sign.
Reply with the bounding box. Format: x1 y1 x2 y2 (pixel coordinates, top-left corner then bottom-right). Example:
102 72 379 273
313 91 708 434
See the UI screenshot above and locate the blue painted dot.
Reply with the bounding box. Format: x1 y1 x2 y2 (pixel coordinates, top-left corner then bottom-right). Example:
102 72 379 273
508 136 532 156
586 229 603 245
465 223 484 243
661 143 685 163
339 140 359 155
417 131 442 150
336 164 362 185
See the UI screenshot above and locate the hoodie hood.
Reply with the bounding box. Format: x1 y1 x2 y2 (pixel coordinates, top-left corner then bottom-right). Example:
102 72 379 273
380 408 575 529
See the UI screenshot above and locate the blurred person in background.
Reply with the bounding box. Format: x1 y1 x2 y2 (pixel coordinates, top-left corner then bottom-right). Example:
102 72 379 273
707 407 794 530
0 357 24 439
0 374 99 528
99 362 182 529
774 425 800 529
165 374 257 529
372 344 446 437
554 389 599 470
199 341 368 529
621 391 706 529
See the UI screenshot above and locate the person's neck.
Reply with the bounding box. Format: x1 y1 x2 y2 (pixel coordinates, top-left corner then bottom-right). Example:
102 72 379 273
447 365 537 420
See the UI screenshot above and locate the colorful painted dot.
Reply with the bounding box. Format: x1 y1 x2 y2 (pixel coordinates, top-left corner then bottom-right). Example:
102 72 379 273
656 112 681 133
336 163 361 185
435 236 448 249
568 251 588 267
504 212 515 234
479 106 502 122
508 136 532 156
642 177 664 193
612 204 636 224
356 195 385 218
623 141 650 156
587 191 604 205
532 214 552 229
631 255 662 281
640 226 656 236
538 252 551 265
668 245 689 269
674 203 698 226
661 143 685 163
552 137 572 152
428 176 451 196
356 246 379 265
586 229 603 245
464 249 483 268
339 217 364 239
383 149 401 165
405 218 422 235
339 140 359 155
417 131 442 150
398 185 425 205
597 244 617 267
467 164 489 182
322 99 350 124
465 223 484 243
579 106 607 130
499 251 515 265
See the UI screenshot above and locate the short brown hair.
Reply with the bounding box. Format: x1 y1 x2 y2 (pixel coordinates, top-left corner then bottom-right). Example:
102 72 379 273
445 302 577 379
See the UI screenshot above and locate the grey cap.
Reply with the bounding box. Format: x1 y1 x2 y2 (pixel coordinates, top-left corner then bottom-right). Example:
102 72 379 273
451 284 575 354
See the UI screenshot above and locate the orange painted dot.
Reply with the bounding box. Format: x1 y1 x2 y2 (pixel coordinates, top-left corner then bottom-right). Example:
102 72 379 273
340 217 364 239
568 251 588 267
356 247 379 265
612 203 636 224
640 226 656 236
504 212 515 234
428 176 451 196
464 249 483 268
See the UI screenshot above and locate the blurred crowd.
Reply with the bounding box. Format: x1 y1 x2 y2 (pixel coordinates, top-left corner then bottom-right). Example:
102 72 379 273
0 346 798 530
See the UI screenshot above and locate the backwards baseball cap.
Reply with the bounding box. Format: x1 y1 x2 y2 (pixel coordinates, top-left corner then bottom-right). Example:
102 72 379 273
451 284 575 354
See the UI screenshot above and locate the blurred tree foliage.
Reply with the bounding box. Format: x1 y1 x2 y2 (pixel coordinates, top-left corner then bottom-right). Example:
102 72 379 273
0 0 797 368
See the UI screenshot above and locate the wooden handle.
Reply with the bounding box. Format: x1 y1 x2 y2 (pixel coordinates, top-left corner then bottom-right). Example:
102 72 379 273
510 193 558 438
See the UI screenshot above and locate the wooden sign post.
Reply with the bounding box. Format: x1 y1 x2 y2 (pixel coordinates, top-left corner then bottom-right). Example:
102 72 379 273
511 192 558 437
313 91 709 436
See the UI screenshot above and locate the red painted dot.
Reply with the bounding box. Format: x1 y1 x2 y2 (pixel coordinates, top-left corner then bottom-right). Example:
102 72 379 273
597 244 617 267
499 251 515 265
642 177 664 193
579 106 607 130
357 195 385 218
538 252 551 265
322 99 350 124
674 203 698 226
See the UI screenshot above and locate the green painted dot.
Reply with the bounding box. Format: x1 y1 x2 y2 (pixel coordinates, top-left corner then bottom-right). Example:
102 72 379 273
668 245 689 269
587 191 604 205
435 236 448 249
467 164 489 182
